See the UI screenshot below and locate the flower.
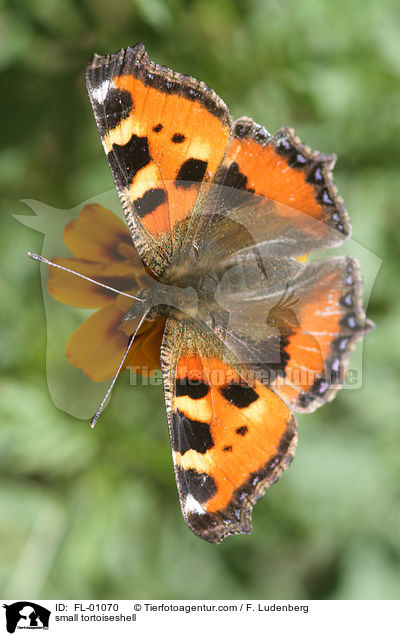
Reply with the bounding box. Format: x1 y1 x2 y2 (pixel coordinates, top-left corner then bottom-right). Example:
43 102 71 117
48 203 165 383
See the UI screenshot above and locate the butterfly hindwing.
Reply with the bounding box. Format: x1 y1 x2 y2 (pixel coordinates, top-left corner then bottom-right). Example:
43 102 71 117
200 253 371 414
271 256 373 411
161 319 297 543
86 44 232 274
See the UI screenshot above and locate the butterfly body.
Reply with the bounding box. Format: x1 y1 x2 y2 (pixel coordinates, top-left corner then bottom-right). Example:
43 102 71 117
84 44 372 543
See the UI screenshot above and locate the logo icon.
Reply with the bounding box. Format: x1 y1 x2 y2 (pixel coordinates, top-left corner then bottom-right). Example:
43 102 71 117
2 602 51 633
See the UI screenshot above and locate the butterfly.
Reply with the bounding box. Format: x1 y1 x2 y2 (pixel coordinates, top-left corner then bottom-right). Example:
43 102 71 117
81 43 372 543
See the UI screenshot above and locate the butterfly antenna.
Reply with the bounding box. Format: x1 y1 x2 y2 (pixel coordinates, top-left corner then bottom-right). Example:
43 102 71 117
284 289 296 306
286 295 299 308
90 311 148 429
276 283 290 307
28 252 144 302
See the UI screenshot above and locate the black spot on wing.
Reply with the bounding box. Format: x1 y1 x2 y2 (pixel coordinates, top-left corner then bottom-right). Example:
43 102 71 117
274 133 293 157
152 123 163 132
220 382 258 409
134 188 166 218
318 188 335 206
340 312 362 331
274 132 311 170
306 164 324 185
176 158 208 188
232 118 270 145
329 357 341 382
220 161 248 190
236 426 248 436
109 134 150 186
334 336 350 352
176 378 209 399
214 161 256 221
288 152 309 169
233 119 254 139
172 411 214 455
171 133 186 143
340 292 353 308
103 88 133 132
176 467 217 503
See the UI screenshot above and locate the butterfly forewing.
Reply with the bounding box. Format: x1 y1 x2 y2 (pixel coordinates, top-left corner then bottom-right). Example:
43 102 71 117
86 44 231 276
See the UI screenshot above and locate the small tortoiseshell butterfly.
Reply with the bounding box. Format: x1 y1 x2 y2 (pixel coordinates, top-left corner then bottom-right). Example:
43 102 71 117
62 43 371 543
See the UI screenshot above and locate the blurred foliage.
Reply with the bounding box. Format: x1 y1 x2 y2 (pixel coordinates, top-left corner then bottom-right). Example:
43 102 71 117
1 0 400 600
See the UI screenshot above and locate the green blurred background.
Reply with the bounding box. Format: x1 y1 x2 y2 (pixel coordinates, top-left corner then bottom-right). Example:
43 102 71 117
1 0 399 600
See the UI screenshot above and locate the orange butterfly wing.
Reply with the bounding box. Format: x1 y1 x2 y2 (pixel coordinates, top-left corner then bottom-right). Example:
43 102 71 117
86 44 231 274
213 117 350 258
200 254 372 414
161 320 297 543
268 257 372 411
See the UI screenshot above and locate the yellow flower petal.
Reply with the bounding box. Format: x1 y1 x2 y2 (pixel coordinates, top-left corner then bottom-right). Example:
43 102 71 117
66 304 129 382
117 242 143 266
64 204 133 262
52 205 166 382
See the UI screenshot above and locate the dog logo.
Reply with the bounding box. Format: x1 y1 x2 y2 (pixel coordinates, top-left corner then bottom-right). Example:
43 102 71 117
2 602 50 633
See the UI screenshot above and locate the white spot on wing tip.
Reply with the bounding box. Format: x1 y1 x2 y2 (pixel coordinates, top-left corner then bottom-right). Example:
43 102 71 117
92 80 111 104
184 495 205 515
